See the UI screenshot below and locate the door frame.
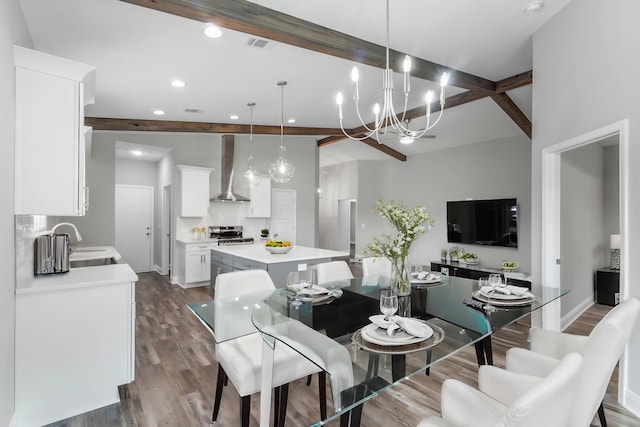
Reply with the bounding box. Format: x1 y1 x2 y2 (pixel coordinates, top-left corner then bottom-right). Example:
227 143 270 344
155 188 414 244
161 184 172 275
541 118 629 396
115 184 154 272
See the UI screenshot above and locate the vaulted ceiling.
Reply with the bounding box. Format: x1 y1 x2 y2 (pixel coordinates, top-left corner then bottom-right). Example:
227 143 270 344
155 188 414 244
18 0 571 166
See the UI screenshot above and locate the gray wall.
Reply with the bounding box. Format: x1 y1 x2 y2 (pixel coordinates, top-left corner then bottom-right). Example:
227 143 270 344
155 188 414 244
116 158 157 187
560 144 603 316
319 135 532 272
2 1 32 423
532 0 640 410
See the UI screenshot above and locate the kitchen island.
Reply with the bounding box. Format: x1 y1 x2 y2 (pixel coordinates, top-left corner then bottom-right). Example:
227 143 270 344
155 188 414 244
210 243 349 292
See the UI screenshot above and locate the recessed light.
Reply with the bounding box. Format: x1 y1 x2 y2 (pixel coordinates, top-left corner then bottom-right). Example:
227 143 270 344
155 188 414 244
287 118 296 124
524 1 544 14
229 114 239 120
131 150 142 156
204 24 222 39
170 79 186 88
399 136 415 144
153 110 165 116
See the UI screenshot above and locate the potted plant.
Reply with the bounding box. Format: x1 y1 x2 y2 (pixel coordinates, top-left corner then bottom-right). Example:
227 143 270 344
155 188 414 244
260 228 269 238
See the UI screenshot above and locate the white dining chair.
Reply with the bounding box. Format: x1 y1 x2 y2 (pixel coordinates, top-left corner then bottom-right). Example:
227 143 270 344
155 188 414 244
212 269 326 426
505 297 640 427
417 352 583 427
315 260 354 286
361 257 392 278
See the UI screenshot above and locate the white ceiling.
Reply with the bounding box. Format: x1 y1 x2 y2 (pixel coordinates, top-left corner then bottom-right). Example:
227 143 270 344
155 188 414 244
18 0 571 166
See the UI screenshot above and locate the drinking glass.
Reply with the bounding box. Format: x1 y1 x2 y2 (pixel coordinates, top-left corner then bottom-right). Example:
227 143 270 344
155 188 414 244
380 289 398 320
483 273 503 312
287 271 304 308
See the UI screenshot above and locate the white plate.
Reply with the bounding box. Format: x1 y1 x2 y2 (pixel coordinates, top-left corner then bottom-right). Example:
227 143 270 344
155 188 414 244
361 324 428 346
472 290 535 306
411 274 442 284
478 288 533 300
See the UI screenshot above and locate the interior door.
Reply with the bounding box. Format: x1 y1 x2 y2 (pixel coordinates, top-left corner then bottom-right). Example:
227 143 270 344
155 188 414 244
115 185 153 272
271 189 296 244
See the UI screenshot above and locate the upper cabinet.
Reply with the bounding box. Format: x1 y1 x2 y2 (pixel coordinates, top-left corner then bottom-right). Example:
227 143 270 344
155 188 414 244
247 175 272 218
176 165 212 217
14 46 96 216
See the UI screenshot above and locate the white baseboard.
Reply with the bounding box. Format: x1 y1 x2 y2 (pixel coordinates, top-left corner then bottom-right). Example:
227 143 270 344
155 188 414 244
176 281 210 289
560 296 594 331
153 264 168 275
622 385 640 419
169 275 178 284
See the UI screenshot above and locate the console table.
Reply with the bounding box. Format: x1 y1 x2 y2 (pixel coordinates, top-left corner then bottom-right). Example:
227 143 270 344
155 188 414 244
430 260 531 288
595 267 620 306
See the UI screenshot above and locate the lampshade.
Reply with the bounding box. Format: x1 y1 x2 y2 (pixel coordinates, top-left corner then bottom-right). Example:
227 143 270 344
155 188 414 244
610 234 621 250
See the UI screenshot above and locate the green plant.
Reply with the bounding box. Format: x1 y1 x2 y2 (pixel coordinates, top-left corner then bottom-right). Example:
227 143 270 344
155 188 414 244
261 228 269 236
364 199 434 293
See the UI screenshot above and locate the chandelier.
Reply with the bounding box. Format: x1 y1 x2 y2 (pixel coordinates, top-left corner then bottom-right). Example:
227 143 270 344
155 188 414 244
336 0 449 144
243 102 259 187
269 81 295 183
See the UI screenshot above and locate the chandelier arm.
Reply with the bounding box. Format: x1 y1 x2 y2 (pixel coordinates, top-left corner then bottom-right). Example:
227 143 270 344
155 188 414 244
339 122 375 141
353 101 382 134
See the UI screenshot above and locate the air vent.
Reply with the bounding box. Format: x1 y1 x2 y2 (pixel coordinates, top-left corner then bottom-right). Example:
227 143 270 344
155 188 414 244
247 37 270 48
184 108 204 114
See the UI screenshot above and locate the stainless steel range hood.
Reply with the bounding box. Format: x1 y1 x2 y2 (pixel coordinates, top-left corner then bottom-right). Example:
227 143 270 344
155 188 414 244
210 134 250 202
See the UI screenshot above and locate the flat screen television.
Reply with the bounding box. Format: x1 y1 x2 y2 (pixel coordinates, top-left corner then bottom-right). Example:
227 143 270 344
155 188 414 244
447 198 518 248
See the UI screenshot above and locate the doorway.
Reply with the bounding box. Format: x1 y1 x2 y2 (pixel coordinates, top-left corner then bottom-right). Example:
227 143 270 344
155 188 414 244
115 184 154 272
541 119 629 398
338 199 357 260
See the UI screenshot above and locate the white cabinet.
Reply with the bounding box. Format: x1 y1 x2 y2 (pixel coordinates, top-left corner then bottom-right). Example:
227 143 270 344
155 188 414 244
247 175 271 217
176 164 212 217
14 46 95 216
185 245 211 283
15 266 136 427
176 241 215 287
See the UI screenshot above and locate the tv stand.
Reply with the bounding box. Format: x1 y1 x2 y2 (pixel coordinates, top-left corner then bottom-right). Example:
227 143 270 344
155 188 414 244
429 260 531 289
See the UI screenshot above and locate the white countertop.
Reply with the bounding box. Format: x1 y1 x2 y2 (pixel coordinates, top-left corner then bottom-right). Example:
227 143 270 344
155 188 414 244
176 238 220 245
211 243 349 264
69 245 122 262
17 263 138 295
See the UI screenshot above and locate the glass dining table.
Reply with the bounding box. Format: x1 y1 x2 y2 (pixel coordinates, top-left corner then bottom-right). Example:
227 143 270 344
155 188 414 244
188 274 567 427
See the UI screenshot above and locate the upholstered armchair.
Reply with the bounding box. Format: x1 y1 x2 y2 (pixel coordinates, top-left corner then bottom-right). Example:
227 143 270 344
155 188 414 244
505 298 640 427
417 353 583 427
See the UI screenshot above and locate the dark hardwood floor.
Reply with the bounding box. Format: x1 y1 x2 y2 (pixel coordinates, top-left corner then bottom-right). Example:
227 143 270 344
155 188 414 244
47 272 640 427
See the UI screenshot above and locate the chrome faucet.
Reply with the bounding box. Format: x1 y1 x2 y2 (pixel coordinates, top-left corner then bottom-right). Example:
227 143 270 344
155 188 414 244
51 222 83 242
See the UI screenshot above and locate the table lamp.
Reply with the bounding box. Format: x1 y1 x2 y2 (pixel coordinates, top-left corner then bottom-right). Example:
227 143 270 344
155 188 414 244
610 234 621 270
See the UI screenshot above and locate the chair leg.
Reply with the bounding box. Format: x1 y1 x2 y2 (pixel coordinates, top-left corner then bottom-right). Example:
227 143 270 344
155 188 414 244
318 371 327 419
307 374 312 385
240 395 251 427
425 348 432 376
276 384 289 427
598 400 608 427
211 363 226 422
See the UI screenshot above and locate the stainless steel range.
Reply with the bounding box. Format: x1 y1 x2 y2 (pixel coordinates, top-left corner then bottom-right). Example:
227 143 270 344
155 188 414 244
209 225 255 246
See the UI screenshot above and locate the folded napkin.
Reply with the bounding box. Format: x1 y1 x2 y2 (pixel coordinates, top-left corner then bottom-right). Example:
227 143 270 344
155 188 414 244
389 316 432 338
480 285 530 296
412 271 440 281
293 284 330 296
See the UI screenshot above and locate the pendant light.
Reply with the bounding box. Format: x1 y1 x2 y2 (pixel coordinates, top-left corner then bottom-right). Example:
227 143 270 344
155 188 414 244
269 81 295 183
243 102 259 187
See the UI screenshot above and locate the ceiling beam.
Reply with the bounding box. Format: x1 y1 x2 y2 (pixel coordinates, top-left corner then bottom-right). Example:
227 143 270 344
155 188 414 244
119 0 495 94
490 92 532 139
85 117 343 135
360 137 407 162
495 70 533 93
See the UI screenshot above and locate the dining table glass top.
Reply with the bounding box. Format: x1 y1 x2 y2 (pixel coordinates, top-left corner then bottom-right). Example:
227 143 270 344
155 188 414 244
188 275 567 426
